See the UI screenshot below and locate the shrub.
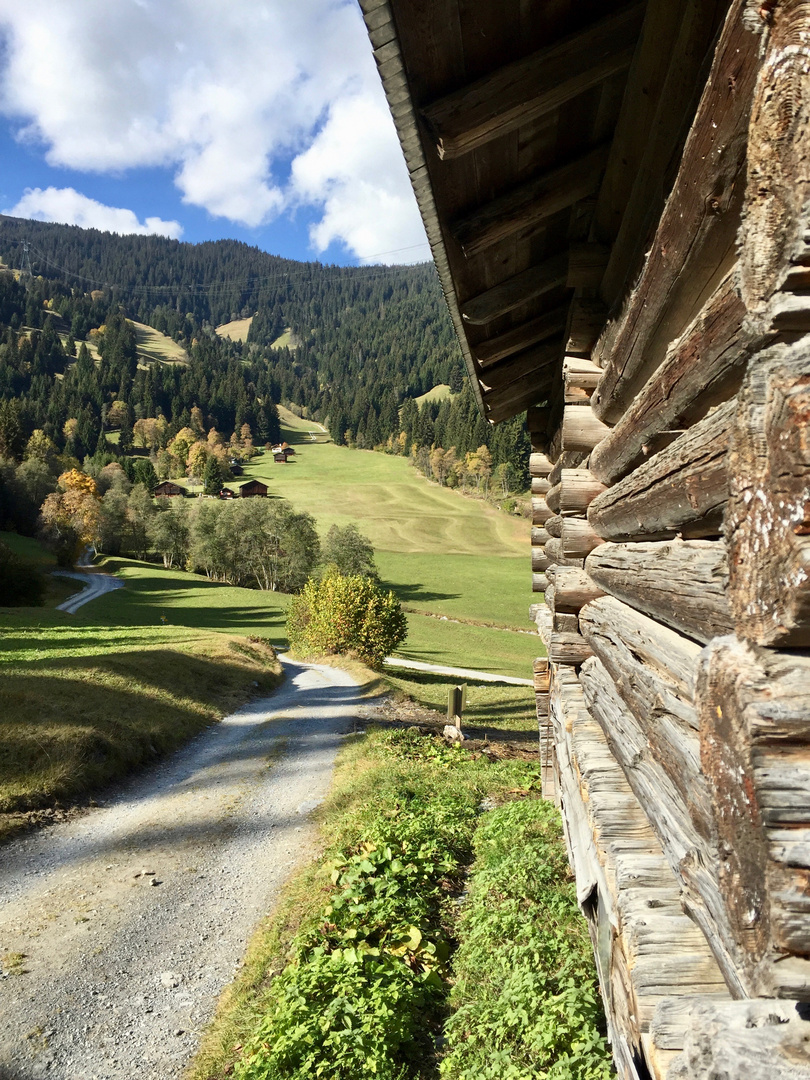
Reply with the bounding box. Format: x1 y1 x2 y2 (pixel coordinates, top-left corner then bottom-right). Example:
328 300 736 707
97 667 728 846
286 570 407 668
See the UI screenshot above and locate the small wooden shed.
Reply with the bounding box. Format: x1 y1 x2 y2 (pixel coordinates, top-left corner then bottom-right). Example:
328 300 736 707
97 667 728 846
238 479 268 498
363 0 810 1076
153 480 184 498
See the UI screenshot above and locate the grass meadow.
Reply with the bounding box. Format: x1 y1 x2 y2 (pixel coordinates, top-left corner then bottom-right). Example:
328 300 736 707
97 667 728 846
215 315 254 343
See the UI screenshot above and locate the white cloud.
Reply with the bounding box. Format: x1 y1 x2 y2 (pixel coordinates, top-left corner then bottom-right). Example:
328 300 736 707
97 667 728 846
3 187 183 239
0 0 428 261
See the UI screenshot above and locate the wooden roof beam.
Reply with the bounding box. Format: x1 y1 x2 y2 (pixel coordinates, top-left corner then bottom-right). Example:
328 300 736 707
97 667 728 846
484 372 557 424
452 144 610 258
478 341 560 393
421 3 644 161
460 254 568 325
473 305 568 367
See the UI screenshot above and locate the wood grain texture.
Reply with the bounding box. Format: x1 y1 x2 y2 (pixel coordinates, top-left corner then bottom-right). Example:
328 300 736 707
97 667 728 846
726 342 810 646
589 273 769 484
591 1 762 423
585 539 734 643
588 399 733 539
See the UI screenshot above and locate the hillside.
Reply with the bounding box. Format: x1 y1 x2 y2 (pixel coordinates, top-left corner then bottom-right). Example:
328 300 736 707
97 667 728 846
0 216 529 481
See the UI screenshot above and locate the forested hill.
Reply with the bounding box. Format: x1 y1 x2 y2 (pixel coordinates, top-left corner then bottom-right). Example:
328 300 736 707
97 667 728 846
0 216 527 481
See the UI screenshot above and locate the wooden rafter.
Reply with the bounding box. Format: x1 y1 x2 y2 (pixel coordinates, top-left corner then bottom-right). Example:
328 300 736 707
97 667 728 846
460 254 568 325
473 305 568 367
451 144 610 258
421 3 644 161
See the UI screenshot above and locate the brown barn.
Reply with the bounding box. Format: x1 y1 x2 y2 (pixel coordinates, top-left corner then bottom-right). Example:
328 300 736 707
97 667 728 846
153 480 184 498
273 450 289 463
363 1 810 1076
238 479 268 498
219 487 236 499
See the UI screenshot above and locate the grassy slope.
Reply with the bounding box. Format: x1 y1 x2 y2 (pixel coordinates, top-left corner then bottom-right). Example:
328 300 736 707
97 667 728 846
414 383 452 406
131 320 189 363
215 316 254 342
0 607 282 836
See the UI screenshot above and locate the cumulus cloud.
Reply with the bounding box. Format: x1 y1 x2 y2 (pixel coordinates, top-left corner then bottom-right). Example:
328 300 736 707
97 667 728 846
0 0 427 260
3 187 183 238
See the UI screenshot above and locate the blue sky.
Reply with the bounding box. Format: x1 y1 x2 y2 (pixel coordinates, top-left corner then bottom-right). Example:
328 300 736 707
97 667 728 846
0 0 430 267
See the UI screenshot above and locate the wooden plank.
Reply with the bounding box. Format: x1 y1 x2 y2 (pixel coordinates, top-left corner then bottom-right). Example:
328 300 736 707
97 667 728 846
740 0 810 313
473 305 568 367
585 539 734 643
420 4 644 160
460 254 569 325
451 143 610 258
727 341 810 646
567 243 610 289
590 1 762 423
588 399 733 537
697 637 810 998
589 273 771 484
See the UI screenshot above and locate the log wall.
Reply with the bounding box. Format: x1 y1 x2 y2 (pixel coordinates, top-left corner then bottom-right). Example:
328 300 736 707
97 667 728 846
530 3 810 1075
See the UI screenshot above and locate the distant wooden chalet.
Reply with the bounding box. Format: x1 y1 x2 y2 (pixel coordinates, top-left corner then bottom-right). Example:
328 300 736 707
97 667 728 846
219 487 236 499
238 479 268 498
153 480 184 497
272 450 290 463
363 1 810 1076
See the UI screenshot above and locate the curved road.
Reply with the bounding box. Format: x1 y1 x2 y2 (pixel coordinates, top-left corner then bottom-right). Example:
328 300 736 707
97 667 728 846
0 659 363 1080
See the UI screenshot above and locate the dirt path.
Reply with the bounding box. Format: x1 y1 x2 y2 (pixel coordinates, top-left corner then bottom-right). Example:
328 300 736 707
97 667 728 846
0 659 365 1080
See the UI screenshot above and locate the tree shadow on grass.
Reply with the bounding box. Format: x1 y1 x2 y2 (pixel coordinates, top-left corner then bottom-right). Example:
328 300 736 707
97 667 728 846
381 580 461 604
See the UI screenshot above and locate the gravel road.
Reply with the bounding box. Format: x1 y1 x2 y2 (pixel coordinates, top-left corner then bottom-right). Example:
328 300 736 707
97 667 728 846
0 658 365 1080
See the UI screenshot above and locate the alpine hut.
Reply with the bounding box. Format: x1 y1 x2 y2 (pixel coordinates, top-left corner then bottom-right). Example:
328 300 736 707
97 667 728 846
362 1 810 1076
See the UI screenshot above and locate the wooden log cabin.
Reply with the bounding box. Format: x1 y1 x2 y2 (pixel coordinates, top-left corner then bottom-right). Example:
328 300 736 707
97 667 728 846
361 1 810 1076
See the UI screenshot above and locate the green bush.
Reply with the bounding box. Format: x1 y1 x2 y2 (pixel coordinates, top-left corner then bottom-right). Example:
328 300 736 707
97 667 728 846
286 570 407 668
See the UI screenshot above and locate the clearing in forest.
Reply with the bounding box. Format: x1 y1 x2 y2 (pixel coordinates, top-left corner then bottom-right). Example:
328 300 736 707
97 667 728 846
215 315 254 342
131 320 189 363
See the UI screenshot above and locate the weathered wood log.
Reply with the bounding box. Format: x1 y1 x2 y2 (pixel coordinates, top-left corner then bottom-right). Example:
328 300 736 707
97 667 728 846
549 631 593 665
563 357 602 406
561 518 603 560
589 272 771 484
531 497 552 526
531 526 550 547
559 469 608 514
585 539 734 643
548 450 588 487
740 0 810 313
547 566 606 612
579 602 708 811
460 256 569 326
544 537 585 569
588 399 733 539
580 653 716 897
526 406 552 440
532 548 550 574
579 595 701 703
697 637 810 998
660 997 810 1080
451 144 610 258
591 2 762 423
530 477 551 497
553 612 580 635
533 603 553 651
420 5 643 160
561 405 611 453
727 342 810 646
474 306 568 367
529 452 553 478
545 484 561 514
532 573 548 594
543 584 556 615
545 515 562 539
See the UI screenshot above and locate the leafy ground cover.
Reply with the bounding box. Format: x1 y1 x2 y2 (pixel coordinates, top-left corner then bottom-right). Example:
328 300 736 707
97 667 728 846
188 725 611 1080
0 607 282 840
